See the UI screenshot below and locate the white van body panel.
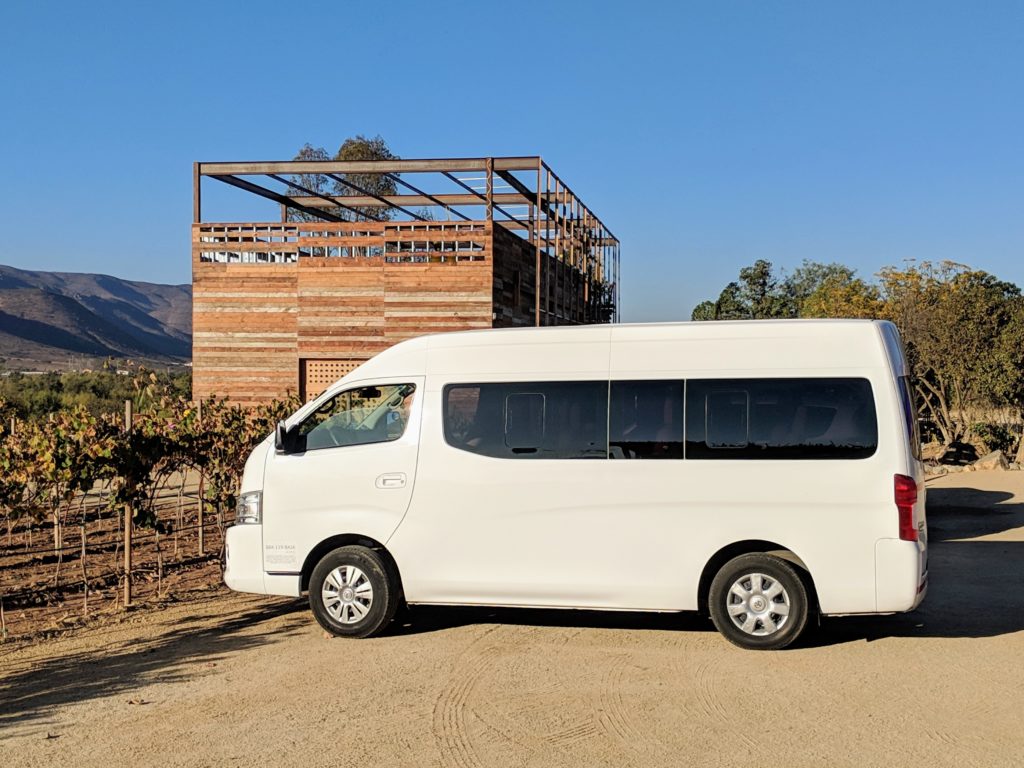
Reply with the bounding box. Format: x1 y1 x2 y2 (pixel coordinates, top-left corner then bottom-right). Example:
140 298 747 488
225 319 927 619
260 375 425 583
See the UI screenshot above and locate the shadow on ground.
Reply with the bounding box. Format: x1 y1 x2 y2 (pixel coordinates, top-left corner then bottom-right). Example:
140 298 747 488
925 487 1022 541
806 488 1023 646
0 597 306 733
391 604 712 638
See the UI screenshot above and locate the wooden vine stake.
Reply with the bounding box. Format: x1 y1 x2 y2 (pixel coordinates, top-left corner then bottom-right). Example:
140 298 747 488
197 399 205 557
123 399 133 608
81 522 88 617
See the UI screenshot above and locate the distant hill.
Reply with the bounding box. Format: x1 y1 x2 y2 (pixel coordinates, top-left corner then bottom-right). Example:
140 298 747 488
0 265 191 369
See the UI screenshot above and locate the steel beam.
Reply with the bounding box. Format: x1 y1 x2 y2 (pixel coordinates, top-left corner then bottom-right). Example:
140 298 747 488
198 156 540 177
385 174 473 222
324 173 426 221
266 173 378 221
280 192 528 209
442 172 522 225
208 175 348 223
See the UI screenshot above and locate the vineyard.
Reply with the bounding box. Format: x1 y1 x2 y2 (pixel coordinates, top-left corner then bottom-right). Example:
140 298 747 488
0 370 297 641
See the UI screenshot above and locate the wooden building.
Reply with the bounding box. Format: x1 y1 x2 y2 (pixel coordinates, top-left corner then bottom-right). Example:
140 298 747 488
192 156 620 404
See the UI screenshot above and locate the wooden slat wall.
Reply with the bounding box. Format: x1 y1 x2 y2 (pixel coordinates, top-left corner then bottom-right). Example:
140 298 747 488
192 222 494 404
491 225 537 328
491 225 590 327
192 265 299 403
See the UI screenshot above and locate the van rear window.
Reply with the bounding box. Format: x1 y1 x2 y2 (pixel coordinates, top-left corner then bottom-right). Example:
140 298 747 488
685 378 878 460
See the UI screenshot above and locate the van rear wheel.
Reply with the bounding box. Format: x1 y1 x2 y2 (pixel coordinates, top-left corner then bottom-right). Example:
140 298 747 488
708 553 810 650
309 546 400 638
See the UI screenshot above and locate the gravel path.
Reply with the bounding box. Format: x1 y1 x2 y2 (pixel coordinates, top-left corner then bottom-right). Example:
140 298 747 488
2 471 1023 768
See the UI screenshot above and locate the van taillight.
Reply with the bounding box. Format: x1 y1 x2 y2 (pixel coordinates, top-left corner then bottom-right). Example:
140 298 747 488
894 474 918 541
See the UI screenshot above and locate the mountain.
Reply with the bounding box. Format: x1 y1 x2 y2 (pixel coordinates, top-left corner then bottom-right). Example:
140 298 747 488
0 265 191 369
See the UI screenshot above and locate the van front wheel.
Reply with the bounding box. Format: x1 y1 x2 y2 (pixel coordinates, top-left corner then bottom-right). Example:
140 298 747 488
708 553 810 650
309 546 400 638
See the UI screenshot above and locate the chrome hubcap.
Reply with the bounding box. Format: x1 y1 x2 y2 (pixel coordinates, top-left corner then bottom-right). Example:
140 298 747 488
726 572 791 636
322 565 373 624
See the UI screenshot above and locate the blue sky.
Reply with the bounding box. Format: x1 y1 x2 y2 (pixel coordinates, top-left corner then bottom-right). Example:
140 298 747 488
0 1 1021 321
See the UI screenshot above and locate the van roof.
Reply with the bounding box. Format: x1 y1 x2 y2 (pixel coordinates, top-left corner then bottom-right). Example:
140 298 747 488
423 318 885 346
336 319 896 391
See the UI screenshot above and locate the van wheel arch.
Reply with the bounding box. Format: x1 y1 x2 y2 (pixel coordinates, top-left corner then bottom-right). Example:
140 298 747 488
697 540 818 616
300 534 404 598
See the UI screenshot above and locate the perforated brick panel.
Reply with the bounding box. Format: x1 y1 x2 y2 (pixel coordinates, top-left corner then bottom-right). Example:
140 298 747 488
300 358 362 401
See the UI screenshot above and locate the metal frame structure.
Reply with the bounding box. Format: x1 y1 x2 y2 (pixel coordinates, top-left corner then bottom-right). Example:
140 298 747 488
194 156 620 324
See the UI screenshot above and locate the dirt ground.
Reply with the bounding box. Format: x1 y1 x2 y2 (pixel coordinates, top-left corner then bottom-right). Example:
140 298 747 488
2 470 1023 768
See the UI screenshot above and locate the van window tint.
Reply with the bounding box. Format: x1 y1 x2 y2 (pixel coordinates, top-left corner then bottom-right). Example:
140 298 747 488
609 381 684 459
707 390 748 448
298 383 415 452
444 382 608 459
686 379 877 459
505 393 545 450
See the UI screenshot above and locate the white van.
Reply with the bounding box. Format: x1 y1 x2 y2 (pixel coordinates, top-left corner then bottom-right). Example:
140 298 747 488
225 320 927 650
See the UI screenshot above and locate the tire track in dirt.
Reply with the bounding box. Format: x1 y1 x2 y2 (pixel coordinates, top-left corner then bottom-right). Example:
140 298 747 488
522 628 643 766
544 720 602 747
437 624 621 765
431 626 503 768
596 653 644 746
922 727 985 766
693 656 757 752
475 626 591 758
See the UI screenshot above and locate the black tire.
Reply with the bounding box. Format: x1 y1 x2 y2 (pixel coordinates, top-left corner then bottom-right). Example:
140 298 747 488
708 553 810 651
309 545 400 638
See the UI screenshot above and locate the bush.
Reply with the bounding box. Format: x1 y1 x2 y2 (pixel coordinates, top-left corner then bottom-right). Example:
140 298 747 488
971 422 1017 455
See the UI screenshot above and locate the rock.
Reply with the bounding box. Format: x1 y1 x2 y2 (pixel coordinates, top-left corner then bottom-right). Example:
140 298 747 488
1010 462 1022 471
943 465 963 473
974 450 1009 471
921 443 947 462
923 464 946 476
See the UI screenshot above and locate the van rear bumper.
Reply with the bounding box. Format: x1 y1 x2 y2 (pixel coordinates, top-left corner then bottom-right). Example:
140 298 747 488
875 538 927 612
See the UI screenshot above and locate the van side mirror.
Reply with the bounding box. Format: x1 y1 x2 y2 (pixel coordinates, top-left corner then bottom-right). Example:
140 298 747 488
275 420 290 454
276 420 307 454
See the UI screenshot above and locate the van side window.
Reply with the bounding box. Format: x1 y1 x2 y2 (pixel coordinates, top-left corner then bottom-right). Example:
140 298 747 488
297 383 416 452
686 378 878 459
706 390 749 448
505 393 545 450
609 381 684 459
444 382 608 459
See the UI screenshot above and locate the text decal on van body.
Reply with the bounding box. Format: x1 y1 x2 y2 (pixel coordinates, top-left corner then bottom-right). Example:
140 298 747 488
265 543 297 567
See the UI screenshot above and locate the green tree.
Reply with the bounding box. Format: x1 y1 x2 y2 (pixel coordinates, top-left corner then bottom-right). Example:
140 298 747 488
690 300 716 321
692 259 886 320
694 260 790 320
879 261 1023 446
286 144 333 223
286 136 399 223
332 134 399 222
737 260 785 318
779 261 881 318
